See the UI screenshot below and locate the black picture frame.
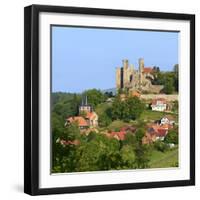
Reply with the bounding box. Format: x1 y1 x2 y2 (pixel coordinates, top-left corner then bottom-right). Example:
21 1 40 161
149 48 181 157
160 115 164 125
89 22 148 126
24 4 195 196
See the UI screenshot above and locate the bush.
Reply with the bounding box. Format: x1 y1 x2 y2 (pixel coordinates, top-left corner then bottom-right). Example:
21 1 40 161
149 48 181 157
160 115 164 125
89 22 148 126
164 129 178 144
98 113 112 127
154 141 169 152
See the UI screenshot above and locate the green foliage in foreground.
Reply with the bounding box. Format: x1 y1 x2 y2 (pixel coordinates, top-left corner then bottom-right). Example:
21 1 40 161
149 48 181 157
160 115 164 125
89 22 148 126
51 91 179 173
52 124 154 173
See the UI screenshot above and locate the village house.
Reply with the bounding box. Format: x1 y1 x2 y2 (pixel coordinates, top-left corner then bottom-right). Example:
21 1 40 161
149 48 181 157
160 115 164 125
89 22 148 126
107 126 136 141
151 98 168 112
109 131 127 141
85 111 98 127
142 124 168 144
160 116 175 126
65 116 89 129
65 95 98 129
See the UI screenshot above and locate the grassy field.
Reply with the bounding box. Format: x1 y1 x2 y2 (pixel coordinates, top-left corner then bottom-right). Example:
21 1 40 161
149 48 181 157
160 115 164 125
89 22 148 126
149 148 178 168
139 110 178 123
107 120 130 130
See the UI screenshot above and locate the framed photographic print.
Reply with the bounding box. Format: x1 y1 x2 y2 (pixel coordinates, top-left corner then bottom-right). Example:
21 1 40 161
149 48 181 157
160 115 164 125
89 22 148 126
24 4 195 195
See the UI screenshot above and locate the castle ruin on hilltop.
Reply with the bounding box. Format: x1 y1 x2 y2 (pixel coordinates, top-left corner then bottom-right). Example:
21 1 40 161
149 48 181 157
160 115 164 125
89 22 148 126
116 58 164 94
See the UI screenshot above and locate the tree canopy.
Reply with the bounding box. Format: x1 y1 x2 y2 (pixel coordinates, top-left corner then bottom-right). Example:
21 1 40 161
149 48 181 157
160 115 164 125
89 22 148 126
83 89 106 108
111 96 145 121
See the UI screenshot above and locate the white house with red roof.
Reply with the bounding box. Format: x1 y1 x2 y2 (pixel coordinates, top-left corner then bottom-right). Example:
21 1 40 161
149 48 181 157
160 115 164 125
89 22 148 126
160 115 175 126
151 98 167 112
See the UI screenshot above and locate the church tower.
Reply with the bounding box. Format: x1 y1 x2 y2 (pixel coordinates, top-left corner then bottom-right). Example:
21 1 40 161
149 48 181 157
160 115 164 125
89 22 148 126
79 95 92 114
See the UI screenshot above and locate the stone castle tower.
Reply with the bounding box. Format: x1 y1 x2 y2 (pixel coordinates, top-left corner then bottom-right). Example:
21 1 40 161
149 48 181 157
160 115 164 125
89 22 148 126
139 58 144 86
116 58 163 94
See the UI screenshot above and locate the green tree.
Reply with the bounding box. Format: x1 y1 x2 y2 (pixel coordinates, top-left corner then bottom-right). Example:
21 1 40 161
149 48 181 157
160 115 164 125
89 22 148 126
83 89 106 108
152 69 178 94
134 128 151 168
62 122 80 141
111 95 124 120
164 129 178 144
111 96 144 121
51 112 66 172
163 76 174 94
126 97 145 120
123 132 137 146
76 133 121 171
172 100 178 113
120 145 136 169
52 92 81 119
98 113 112 127
134 144 151 169
104 91 114 98
135 128 145 145
52 122 81 173
173 64 179 92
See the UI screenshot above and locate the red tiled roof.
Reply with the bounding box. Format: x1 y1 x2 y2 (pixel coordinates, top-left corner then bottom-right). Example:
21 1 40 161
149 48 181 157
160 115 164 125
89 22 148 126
120 126 136 132
151 98 167 105
148 124 168 137
157 129 168 137
160 124 169 129
160 123 173 129
67 116 88 127
110 131 127 140
143 67 153 73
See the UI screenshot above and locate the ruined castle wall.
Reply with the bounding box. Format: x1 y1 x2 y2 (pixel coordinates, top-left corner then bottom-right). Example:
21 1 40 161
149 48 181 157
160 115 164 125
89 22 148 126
140 94 178 101
149 85 164 94
139 58 144 86
123 60 129 88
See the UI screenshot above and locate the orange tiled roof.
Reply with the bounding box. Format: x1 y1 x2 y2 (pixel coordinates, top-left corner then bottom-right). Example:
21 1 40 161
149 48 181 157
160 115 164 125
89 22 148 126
143 67 153 73
67 116 88 127
85 111 96 120
160 124 169 129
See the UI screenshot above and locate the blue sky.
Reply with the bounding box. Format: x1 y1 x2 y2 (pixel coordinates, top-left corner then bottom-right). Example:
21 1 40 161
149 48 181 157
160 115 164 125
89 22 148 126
52 26 178 93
